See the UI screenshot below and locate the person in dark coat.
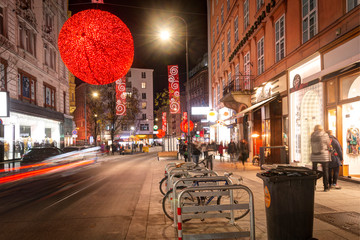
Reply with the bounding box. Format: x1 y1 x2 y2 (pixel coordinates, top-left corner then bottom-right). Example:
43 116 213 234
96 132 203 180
227 140 237 162
326 130 343 189
239 139 249 167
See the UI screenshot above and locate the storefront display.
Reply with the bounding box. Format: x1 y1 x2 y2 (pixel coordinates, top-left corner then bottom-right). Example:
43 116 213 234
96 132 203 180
2 112 61 160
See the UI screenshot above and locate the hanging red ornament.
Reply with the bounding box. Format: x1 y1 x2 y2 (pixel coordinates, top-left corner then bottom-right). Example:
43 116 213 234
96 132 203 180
58 9 134 85
156 129 166 138
181 119 194 132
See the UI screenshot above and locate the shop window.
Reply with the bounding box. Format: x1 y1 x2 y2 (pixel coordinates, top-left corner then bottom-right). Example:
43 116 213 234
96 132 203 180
45 128 51 138
18 71 36 104
0 59 6 91
340 74 360 100
140 124 149 131
302 0 317 43
283 116 289 147
326 79 336 103
44 84 56 110
327 109 336 136
275 15 285 62
20 125 31 138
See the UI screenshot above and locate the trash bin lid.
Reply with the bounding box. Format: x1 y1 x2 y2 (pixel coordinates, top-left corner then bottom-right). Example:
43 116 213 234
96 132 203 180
257 166 321 182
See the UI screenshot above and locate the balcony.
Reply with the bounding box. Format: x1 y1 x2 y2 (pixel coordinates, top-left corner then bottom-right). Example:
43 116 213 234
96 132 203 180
220 76 252 111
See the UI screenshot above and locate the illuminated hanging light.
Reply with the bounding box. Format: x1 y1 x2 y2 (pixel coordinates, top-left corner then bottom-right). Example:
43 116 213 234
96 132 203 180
58 9 134 85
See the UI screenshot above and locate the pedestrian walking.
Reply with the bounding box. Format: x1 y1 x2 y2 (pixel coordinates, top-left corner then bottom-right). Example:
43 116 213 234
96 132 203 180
326 130 343 189
191 142 201 165
239 139 249 169
310 125 331 192
227 140 237 162
218 141 226 162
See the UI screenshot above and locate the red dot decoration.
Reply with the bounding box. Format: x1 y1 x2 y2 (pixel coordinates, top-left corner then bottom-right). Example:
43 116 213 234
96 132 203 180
180 120 194 132
58 9 134 85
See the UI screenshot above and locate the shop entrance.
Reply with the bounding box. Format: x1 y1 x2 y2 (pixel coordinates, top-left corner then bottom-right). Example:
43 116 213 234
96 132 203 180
300 90 321 164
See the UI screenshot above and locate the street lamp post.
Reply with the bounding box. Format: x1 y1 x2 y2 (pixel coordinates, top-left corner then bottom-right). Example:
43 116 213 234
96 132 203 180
161 16 191 161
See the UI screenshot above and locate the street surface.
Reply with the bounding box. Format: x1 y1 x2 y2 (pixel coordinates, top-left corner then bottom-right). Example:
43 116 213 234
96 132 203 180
0 152 154 240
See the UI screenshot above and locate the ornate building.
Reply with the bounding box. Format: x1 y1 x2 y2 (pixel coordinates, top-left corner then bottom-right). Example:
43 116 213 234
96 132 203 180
0 0 71 160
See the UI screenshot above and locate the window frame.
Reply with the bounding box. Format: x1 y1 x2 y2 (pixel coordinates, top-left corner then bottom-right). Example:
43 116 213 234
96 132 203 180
275 14 286 62
0 58 7 91
221 4 224 25
234 16 239 43
19 23 36 57
257 0 264 11
140 124 149 131
142 92 146 99
257 37 264 75
302 0 317 43
244 52 251 90
227 0 231 12
221 41 225 62
243 0 249 30
227 29 231 54
141 82 146 88
216 49 220 69
0 6 5 37
43 83 56 110
18 70 36 104
347 0 359 12
141 72 146 78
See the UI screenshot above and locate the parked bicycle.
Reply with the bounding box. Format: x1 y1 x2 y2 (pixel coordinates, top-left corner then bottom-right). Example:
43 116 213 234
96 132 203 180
162 172 250 222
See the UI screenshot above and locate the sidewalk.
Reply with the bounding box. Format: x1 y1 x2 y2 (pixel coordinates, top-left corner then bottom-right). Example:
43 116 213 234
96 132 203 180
127 153 360 240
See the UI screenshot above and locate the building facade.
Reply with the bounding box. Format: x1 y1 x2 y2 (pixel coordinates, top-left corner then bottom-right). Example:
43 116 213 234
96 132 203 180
0 0 70 160
188 53 210 142
208 0 359 173
126 68 154 142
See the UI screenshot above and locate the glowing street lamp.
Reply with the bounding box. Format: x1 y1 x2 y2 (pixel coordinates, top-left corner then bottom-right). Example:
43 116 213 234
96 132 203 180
160 30 170 40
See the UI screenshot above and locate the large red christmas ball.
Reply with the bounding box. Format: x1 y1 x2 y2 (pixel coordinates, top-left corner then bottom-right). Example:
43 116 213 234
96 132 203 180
181 119 194 132
58 9 134 85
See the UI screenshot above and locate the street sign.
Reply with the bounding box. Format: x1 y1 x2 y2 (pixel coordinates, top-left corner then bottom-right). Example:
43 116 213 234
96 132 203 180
0 119 2 125
72 129 78 135
153 125 158 130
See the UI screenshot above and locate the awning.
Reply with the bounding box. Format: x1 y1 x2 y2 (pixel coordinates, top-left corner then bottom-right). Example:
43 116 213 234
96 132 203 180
224 95 278 121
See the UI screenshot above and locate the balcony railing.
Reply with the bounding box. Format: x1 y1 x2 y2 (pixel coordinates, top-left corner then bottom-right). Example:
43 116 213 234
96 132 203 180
223 75 253 96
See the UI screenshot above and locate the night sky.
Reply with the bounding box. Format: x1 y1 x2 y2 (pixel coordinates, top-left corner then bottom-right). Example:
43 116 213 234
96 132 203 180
68 0 208 95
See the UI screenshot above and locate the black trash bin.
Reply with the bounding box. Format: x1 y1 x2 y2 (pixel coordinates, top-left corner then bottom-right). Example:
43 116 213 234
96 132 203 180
257 166 322 240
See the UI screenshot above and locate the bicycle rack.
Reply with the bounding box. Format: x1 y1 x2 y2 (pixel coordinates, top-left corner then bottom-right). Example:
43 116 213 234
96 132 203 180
171 176 234 227
165 162 196 176
177 185 255 240
167 167 217 194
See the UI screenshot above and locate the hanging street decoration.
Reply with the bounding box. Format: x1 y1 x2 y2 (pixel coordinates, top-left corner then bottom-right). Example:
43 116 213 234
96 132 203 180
115 77 127 115
162 112 167 133
180 119 194 133
168 65 180 114
156 129 165 138
58 9 134 85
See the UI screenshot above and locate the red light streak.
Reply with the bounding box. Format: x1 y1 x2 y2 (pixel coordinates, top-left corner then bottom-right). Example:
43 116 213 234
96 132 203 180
0 163 50 173
0 160 95 184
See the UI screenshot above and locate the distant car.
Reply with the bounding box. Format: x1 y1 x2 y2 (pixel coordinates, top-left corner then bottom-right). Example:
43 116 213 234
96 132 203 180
21 147 64 162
